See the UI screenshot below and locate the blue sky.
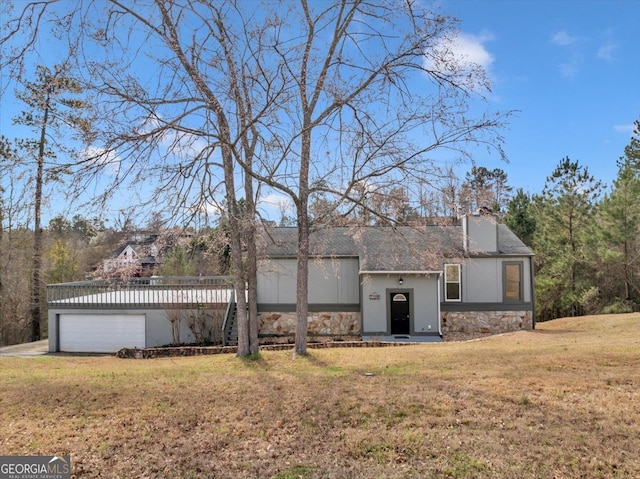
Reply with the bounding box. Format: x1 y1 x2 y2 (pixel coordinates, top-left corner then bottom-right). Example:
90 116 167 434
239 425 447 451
441 0 640 193
1 0 638 225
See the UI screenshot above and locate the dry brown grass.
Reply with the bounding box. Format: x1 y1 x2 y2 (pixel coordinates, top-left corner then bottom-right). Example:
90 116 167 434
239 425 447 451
1 313 639 478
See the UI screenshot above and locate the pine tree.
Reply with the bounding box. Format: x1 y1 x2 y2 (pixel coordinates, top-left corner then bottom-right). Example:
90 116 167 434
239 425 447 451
534 157 603 319
597 121 640 307
13 65 89 341
505 188 536 246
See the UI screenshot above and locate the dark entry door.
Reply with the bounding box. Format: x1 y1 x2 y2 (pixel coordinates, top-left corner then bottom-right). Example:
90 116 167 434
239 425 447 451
390 292 410 335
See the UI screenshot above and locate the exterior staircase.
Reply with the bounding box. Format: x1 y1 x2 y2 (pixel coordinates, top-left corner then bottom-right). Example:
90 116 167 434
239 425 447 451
223 301 238 346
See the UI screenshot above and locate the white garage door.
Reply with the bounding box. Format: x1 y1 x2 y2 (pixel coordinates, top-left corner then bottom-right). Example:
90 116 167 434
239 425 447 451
59 314 146 353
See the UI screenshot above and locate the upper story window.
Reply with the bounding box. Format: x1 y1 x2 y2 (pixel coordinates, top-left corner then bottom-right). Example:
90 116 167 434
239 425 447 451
503 262 523 302
444 264 461 301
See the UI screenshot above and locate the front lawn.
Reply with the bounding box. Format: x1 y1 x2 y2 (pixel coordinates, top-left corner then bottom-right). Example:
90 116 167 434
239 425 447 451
1 314 639 478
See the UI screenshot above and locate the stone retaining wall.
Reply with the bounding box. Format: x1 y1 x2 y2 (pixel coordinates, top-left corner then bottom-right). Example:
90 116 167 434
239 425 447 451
258 311 361 336
118 340 412 359
441 310 533 341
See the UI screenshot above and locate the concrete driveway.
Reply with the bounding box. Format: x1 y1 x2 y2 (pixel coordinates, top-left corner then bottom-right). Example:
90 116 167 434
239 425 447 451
0 339 48 357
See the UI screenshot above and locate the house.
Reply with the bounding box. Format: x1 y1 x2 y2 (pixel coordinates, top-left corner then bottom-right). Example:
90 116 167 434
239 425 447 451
256 214 534 342
47 277 234 353
47 215 533 353
102 231 194 277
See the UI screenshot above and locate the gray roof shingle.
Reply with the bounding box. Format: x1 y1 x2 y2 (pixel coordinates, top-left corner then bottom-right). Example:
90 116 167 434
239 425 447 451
259 222 533 272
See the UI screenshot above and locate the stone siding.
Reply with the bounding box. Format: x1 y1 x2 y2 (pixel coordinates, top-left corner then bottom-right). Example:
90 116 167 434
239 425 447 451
258 311 361 337
441 310 533 341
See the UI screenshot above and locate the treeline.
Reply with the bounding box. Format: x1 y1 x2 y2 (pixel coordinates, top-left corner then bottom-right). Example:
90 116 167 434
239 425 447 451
0 213 229 346
2 122 638 346
506 122 640 320
2 121 639 346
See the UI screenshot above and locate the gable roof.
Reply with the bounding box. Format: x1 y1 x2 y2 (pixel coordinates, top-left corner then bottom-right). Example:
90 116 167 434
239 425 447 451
496 224 534 256
258 221 533 272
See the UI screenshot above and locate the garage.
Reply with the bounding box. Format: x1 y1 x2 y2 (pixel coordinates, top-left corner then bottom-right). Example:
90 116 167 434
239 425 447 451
47 277 234 353
58 314 146 353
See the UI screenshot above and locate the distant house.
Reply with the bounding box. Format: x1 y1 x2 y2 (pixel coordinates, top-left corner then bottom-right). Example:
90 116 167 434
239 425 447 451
102 231 193 277
256 214 535 342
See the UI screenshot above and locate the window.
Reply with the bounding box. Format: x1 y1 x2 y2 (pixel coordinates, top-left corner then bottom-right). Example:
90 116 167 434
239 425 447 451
444 264 461 301
503 262 523 302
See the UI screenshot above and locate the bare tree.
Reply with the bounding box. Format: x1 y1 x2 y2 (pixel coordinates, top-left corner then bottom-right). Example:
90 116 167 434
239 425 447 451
67 1 283 356
2 0 510 356
223 1 510 354
0 140 33 345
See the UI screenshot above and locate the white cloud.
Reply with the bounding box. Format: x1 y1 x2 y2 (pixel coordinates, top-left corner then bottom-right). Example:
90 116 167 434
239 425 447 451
139 113 210 160
257 192 294 222
424 30 494 93
451 32 495 70
82 146 121 174
160 130 209 160
559 60 579 78
550 30 584 78
597 41 618 60
551 30 579 47
259 193 292 210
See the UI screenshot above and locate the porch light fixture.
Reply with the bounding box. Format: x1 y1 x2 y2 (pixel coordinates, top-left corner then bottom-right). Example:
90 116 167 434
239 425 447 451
398 276 403 285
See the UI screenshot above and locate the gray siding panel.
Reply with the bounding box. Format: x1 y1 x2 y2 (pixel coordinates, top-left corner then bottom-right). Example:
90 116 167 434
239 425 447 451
257 258 359 305
338 258 360 303
449 257 532 304
463 258 500 302
465 215 498 252
257 303 360 312
412 276 440 333
361 275 392 332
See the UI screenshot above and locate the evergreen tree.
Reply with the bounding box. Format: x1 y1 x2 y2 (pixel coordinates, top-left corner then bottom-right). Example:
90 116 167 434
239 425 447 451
158 246 196 277
13 64 89 340
533 157 603 319
596 121 640 307
46 238 79 284
505 188 536 246
460 166 513 214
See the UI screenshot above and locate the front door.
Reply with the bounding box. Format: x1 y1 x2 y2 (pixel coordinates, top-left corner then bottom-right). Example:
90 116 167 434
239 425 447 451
390 292 410 335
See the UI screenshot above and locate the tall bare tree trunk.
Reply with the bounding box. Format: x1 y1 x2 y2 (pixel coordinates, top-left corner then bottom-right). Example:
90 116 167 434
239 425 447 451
295 211 310 356
220 148 249 357
294 126 311 356
244 174 259 354
31 97 49 342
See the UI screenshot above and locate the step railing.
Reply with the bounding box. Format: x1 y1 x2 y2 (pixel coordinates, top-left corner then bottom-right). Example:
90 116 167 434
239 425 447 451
221 290 236 346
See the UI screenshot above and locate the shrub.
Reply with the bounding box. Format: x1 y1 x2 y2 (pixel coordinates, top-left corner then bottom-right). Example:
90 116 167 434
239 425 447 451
602 298 634 314
579 286 602 315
